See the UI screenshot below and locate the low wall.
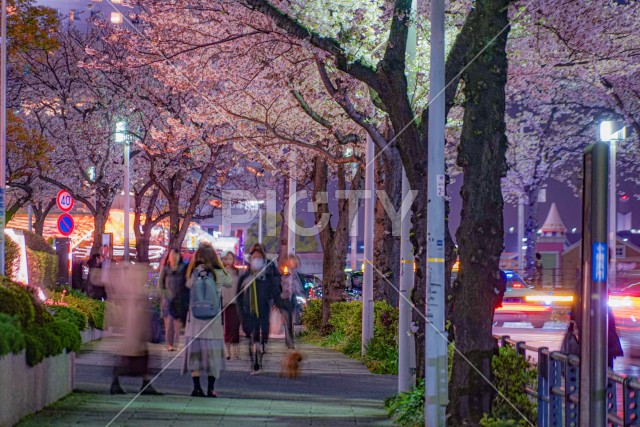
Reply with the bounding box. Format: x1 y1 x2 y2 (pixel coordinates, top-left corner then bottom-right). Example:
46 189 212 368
81 328 110 344
0 350 75 427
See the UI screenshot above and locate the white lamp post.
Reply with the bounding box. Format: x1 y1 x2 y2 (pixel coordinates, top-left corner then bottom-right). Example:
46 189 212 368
115 121 130 261
600 120 625 289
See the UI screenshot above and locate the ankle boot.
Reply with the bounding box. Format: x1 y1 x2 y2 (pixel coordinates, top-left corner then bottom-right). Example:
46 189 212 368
110 377 126 395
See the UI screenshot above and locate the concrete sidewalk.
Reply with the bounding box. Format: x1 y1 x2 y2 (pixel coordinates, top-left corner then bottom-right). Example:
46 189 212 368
18 337 396 426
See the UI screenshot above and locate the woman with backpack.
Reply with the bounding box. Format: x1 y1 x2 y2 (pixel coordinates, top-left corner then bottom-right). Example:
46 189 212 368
183 244 232 397
159 248 188 351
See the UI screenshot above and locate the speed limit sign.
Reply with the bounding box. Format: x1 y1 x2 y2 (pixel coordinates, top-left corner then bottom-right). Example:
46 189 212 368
56 189 74 212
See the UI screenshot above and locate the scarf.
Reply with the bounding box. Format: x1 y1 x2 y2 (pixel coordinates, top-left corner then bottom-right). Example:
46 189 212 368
250 278 259 317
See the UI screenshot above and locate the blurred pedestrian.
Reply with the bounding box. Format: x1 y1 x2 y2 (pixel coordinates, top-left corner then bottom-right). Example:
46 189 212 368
237 245 281 373
608 307 623 368
182 244 232 397
278 254 303 349
105 261 161 395
87 253 104 300
534 252 544 288
159 248 188 351
221 251 241 359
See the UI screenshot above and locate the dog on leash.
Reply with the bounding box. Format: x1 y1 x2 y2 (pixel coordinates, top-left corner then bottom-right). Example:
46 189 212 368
279 351 304 379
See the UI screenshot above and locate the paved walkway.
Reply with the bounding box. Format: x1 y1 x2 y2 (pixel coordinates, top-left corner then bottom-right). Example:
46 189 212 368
18 336 396 426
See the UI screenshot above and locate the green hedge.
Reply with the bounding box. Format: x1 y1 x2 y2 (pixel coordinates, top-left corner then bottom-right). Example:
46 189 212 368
48 305 88 331
0 313 26 357
0 279 36 328
0 280 82 367
47 289 105 330
23 230 56 254
27 249 58 289
301 299 399 374
5 236 20 278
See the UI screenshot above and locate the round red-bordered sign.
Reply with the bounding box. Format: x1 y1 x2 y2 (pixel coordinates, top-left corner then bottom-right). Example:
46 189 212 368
56 189 74 212
57 213 75 236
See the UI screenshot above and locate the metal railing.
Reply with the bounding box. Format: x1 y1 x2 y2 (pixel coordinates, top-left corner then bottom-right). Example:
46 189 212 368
495 335 640 426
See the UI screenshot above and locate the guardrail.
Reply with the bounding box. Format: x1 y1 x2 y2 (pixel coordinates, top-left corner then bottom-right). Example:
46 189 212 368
495 335 640 427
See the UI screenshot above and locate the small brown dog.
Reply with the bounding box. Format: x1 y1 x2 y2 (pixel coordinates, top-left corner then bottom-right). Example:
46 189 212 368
279 351 303 379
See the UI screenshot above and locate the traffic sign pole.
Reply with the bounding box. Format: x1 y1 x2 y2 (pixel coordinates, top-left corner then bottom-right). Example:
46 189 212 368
57 213 75 237
579 142 609 426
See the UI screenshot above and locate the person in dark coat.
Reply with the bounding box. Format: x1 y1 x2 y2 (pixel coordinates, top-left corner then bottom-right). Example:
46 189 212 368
237 245 281 373
159 248 188 351
608 307 623 368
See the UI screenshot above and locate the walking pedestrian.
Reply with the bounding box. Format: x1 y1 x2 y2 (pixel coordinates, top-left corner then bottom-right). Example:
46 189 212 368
105 262 161 395
159 248 188 351
182 244 232 397
278 254 303 349
237 245 281 373
221 251 241 360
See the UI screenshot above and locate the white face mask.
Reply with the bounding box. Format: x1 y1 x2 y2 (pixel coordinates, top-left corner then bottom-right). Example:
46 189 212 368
251 258 265 271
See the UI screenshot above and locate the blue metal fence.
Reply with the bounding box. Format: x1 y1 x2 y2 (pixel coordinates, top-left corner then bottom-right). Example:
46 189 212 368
495 335 640 426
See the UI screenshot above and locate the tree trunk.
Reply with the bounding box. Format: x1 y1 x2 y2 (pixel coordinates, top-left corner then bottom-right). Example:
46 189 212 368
91 205 110 255
313 158 364 331
524 188 540 281
33 198 56 236
373 148 402 306
449 0 510 424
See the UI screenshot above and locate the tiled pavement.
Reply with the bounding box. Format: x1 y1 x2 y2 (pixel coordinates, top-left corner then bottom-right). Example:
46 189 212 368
18 336 396 426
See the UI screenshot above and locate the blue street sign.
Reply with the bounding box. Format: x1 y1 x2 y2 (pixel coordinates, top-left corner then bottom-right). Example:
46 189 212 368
57 213 74 236
592 242 607 282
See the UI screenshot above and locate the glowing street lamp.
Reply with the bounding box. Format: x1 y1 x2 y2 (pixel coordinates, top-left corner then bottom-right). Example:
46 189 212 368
600 120 625 289
115 121 130 261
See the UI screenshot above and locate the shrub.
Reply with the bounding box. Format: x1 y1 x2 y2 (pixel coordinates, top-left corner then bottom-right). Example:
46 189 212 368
47 289 105 330
23 230 56 254
301 299 399 374
5 236 20 279
385 379 425 427
50 305 88 331
480 416 524 427
48 320 81 353
488 346 537 424
0 313 26 357
27 249 58 289
364 335 398 374
24 332 45 366
0 280 36 328
301 298 323 333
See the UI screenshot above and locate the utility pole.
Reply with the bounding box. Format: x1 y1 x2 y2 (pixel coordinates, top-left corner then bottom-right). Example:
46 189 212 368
287 153 297 255
0 0 7 276
398 0 417 394
123 140 130 262
425 0 448 423
608 138 617 289
350 215 358 271
398 169 415 392
362 134 375 352
579 143 609 426
258 204 263 245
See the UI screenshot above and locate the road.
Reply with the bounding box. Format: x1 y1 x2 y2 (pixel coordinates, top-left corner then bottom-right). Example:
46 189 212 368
493 321 640 377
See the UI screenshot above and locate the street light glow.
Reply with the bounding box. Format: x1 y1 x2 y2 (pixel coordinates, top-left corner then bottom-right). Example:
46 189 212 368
115 121 126 143
600 119 626 142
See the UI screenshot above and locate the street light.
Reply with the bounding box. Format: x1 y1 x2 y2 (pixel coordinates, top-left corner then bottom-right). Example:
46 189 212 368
600 119 625 289
115 121 130 262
